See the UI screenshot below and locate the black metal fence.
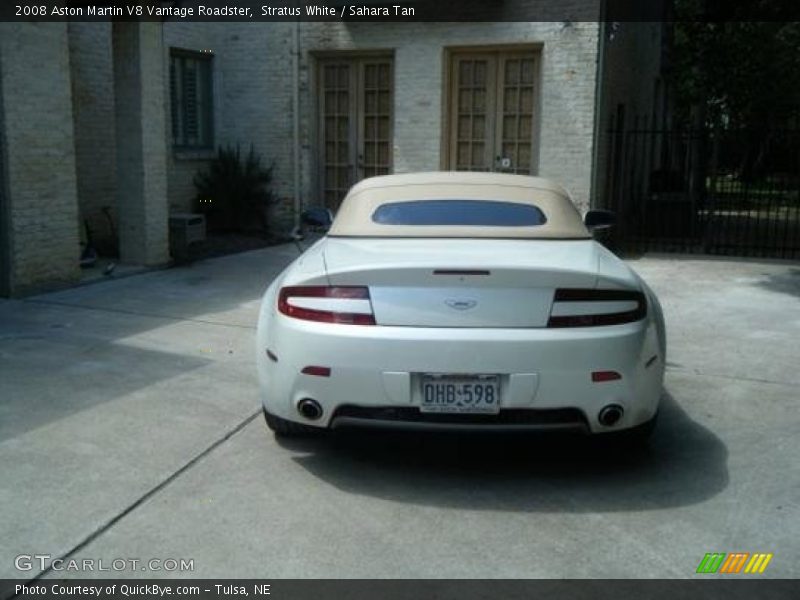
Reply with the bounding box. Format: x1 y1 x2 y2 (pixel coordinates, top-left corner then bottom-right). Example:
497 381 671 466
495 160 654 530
605 121 800 259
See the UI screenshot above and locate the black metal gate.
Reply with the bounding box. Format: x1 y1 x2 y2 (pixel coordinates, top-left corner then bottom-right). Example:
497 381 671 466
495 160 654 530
606 122 800 259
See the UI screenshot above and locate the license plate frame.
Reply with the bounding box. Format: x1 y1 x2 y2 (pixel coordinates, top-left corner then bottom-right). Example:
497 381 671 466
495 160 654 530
419 374 501 414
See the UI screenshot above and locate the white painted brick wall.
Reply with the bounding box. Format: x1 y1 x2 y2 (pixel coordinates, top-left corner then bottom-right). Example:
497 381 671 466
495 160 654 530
293 21 601 210
68 22 117 251
162 17 602 229
0 15 614 294
162 22 300 231
112 22 169 266
163 22 221 213
212 23 297 230
0 23 81 294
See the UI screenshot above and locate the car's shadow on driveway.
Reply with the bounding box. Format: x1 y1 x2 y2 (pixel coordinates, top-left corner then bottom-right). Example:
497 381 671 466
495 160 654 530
755 267 800 298
276 391 728 512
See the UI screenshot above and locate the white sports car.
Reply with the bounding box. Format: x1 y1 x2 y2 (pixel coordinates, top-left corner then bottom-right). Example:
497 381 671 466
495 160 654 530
256 172 665 441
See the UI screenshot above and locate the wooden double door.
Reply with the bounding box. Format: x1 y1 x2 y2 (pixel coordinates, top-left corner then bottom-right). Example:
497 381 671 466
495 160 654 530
318 55 393 209
448 50 539 175
317 49 539 209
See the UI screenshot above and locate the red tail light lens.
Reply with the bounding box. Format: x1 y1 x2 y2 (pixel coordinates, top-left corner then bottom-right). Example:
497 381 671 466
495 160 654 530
592 370 622 382
301 366 331 377
548 289 646 327
278 286 376 325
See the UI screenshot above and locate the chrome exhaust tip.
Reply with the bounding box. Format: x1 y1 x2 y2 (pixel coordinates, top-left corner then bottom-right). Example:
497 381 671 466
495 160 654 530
598 404 624 427
297 398 323 421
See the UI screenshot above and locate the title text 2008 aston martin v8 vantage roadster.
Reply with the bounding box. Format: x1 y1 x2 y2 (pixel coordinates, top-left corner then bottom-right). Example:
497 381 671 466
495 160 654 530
256 172 666 441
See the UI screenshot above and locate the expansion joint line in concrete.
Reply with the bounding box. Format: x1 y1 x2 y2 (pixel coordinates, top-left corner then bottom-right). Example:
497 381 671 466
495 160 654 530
16 409 261 590
23 298 256 330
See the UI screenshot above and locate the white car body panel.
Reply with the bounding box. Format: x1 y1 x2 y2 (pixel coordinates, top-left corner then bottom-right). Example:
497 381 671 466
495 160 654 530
257 238 665 434
256 174 666 435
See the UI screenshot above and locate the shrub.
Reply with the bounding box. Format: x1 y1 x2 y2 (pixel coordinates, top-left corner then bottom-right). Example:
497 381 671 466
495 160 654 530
194 145 276 232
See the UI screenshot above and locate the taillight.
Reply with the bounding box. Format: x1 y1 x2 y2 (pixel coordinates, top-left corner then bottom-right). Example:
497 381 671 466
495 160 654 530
278 286 376 325
592 370 622 382
548 288 646 327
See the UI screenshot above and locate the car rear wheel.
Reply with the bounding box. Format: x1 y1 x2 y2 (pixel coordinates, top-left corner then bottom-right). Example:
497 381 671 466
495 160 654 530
263 408 323 437
599 411 658 448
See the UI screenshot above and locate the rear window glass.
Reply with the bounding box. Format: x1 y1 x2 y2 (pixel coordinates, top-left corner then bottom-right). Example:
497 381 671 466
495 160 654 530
371 200 547 227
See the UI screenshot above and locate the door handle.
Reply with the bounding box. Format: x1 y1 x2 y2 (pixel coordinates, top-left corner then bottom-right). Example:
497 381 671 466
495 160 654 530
496 156 512 170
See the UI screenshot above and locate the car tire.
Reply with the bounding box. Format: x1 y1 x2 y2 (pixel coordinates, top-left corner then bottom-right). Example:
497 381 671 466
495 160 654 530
263 408 322 437
599 411 658 448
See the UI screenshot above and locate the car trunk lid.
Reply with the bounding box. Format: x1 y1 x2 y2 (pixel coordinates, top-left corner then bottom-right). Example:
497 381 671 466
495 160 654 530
322 238 605 327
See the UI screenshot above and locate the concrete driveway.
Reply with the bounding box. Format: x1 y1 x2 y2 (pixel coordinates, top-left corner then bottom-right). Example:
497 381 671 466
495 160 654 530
0 246 798 586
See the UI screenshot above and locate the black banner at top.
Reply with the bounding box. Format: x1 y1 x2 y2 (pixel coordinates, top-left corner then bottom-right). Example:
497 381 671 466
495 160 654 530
1 0 799 22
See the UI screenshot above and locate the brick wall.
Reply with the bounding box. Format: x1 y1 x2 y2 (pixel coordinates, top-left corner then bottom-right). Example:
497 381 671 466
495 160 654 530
0 17 621 294
0 23 80 295
68 22 117 254
214 23 297 231
163 22 221 214
163 22 298 232
161 19 603 232
298 20 602 211
112 22 170 266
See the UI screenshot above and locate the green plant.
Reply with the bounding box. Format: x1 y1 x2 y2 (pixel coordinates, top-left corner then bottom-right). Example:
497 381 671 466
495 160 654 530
194 145 276 232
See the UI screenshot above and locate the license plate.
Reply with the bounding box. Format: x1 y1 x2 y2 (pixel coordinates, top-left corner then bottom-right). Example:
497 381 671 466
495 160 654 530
420 374 500 414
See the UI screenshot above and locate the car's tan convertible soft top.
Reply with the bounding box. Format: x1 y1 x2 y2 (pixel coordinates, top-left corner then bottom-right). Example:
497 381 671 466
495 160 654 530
329 172 591 239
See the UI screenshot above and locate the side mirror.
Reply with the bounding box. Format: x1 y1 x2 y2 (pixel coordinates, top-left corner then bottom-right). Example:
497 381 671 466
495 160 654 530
584 209 616 231
301 207 333 230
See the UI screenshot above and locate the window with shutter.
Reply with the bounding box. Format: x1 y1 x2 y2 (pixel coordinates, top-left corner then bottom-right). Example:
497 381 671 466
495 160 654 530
170 50 213 149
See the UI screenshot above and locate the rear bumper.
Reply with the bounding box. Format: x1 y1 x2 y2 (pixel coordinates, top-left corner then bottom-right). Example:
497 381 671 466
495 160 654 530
257 313 664 434
330 405 589 432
